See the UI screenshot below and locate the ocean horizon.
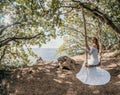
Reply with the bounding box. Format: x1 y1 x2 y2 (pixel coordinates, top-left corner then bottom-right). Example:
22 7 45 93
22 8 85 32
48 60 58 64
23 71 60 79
30 48 67 63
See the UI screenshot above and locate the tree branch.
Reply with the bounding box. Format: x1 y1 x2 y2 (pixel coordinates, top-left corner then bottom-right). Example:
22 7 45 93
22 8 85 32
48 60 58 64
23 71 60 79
0 22 21 35
71 0 120 34
0 32 43 48
116 0 120 3
65 26 90 38
0 46 8 63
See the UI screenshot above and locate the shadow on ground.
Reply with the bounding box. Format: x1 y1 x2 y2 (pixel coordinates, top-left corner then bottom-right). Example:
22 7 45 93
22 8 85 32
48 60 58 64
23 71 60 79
0 57 120 95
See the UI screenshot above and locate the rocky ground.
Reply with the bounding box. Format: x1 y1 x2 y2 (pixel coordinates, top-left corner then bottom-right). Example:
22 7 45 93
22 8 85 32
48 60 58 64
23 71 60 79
0 52 120 95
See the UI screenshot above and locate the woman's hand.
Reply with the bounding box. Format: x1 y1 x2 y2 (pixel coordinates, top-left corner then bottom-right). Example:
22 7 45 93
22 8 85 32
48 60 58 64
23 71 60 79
86 44 90 50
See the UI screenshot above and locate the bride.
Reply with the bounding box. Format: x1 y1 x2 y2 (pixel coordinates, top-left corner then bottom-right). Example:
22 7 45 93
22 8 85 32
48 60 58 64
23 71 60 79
76 37 111 85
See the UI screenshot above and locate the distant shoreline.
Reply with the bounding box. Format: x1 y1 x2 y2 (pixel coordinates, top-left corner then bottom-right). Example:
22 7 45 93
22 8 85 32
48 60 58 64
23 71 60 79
31 48 67 62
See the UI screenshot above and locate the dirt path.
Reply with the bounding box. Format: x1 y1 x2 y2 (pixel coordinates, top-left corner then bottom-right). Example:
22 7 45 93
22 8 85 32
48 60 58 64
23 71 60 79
0 55 120 95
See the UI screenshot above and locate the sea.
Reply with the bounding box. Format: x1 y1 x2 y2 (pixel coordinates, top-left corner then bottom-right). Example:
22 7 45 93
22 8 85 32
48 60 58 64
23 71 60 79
30 48 67 63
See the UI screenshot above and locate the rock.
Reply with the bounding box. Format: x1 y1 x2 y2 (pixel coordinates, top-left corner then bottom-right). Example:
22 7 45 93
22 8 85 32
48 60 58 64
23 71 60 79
36 56 43 64
57 56 76 71
117 74 120 78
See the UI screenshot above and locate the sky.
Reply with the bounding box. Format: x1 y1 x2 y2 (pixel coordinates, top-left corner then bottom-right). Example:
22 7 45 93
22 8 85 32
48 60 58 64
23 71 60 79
41 36 63 48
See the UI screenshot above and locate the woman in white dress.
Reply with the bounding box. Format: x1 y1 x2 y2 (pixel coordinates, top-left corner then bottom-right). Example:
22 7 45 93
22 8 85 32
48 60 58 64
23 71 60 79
76 37 111 85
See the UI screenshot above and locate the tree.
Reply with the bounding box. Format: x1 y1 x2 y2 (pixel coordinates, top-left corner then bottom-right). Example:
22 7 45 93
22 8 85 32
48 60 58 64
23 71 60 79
52 0 120 35
0 0 120 67
0 0 60 67
56 0 120 55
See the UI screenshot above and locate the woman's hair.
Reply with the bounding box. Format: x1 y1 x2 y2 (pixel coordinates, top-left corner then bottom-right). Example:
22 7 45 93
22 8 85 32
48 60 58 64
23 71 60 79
93 37 99 52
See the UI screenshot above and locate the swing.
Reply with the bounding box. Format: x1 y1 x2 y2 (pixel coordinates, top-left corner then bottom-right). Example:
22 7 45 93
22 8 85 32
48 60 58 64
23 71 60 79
82 6 102 68
76 6 110 86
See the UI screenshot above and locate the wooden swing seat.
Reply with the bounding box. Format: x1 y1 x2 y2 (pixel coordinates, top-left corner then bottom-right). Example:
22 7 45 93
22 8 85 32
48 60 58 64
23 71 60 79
85 63 101 68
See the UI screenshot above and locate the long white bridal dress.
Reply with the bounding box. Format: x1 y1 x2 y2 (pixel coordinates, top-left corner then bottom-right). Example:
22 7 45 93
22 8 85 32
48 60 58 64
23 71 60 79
76 47 111 85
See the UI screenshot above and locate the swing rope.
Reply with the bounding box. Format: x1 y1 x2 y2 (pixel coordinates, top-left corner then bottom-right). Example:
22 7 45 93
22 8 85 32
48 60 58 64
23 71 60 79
82 7 102 67
81 7 88 94
98 19 103 67
82 6 88 65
